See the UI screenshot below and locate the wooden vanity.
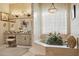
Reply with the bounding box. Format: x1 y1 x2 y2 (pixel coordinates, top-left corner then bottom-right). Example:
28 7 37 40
4 33 32 46
16 33 32 46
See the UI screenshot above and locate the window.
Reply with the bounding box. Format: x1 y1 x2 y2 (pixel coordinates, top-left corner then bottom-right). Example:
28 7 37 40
41 4 67 34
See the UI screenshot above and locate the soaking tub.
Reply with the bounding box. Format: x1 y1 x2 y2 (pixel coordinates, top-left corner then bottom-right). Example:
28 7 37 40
30 40 78 56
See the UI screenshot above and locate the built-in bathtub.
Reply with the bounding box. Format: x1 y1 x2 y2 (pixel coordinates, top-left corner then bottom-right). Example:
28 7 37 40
35 41 69 48
30 40 78 56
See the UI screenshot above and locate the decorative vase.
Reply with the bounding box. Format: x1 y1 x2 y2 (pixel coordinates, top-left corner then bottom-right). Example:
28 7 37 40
67 36 76 48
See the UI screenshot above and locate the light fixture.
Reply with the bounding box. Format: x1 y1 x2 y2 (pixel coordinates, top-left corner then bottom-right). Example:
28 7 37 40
11 10 31 18
48 3 57 13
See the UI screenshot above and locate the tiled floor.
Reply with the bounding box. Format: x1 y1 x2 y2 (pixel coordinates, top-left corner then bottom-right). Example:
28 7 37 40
23 51 35 56
0 44 32 56
0 45 45 56
0 45 31 48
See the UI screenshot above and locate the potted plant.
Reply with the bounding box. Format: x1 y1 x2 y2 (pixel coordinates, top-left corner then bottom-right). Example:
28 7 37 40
45 32 63 45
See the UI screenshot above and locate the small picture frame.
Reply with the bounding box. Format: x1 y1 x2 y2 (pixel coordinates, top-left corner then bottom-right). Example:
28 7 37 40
3 22 8 31
3 23 6 27
10 23 14 28
0 12 8 21
9 22 15 31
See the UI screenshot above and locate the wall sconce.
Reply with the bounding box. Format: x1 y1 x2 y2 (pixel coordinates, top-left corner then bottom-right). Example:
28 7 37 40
48 3 57 13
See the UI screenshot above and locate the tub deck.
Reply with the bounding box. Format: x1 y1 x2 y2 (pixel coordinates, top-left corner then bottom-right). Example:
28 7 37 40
30 41 78 56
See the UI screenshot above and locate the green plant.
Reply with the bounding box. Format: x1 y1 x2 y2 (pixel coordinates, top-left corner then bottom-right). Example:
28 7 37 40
45 32 63 45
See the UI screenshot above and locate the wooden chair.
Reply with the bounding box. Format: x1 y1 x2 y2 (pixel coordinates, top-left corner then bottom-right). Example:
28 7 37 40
6 35 17 47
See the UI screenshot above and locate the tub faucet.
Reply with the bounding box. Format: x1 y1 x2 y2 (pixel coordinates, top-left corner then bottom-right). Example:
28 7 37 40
64 41 68 47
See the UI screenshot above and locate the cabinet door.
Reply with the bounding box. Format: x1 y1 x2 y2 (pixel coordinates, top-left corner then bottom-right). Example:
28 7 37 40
16 34 31 46
21 35 27 46
16 35 25 45
25 35 32 46
20 35 31 46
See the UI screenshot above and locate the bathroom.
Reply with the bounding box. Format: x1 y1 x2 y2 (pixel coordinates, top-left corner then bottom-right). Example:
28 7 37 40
0 3 79 56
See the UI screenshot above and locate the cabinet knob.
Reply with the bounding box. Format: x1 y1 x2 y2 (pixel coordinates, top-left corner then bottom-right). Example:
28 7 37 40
24 36 26 40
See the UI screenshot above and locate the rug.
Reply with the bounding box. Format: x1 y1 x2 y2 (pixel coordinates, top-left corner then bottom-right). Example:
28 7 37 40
0 47 29 56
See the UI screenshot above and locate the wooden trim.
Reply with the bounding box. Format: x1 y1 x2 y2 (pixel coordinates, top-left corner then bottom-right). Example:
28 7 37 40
8 17 32 19
0 12 9 14
0 20 15 23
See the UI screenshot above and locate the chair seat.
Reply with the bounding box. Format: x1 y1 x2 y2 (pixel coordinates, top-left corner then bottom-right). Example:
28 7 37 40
6 39 15 41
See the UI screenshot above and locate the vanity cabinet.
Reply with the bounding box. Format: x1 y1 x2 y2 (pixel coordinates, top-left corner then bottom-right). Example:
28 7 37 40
4 33 32 46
